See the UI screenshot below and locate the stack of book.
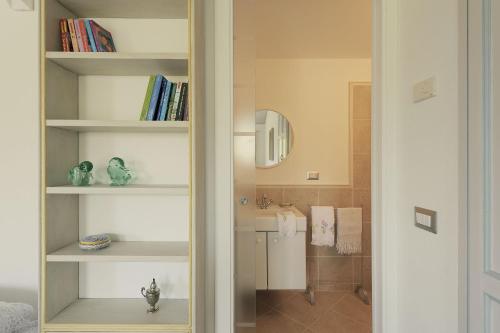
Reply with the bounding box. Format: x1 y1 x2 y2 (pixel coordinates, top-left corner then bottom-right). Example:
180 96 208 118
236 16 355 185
140 75 189 121
59 18 116 52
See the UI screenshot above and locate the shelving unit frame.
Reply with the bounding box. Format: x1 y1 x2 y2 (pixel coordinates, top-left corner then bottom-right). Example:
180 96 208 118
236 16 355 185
39 0 202 332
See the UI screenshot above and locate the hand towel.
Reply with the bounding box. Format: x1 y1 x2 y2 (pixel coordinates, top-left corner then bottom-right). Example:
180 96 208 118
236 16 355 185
336 207 363 255
311 206 335 247
277 210 297 237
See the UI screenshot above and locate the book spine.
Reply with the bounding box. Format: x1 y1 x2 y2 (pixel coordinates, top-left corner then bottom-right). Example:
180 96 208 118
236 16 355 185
157 80 172 121
166 83 177 121
140 76 156 120
154 78 167 120
183 100 189 121
74 19 85 52
84 19 97 52
176 83 187 121
89 20 101 52
78 19 91 52
59 19 71 52
146 75 164 121
170 83 183 121
67 19 79 52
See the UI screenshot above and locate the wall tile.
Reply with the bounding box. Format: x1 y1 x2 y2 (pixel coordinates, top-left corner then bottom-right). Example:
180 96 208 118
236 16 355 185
316 245 342 257
317 283 354 292
353 119 371 155
283 187 319 215
306 257 318 290
353 257 362 284
353 85 371 120
353 154 371 189
318 188 353 207
362 223 371 256
362 257 372 291
318 257 353 285
353 189 371 222
256 187 283 205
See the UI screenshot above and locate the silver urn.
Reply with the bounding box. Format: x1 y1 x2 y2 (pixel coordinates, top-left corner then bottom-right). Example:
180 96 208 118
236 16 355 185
141 278 160 313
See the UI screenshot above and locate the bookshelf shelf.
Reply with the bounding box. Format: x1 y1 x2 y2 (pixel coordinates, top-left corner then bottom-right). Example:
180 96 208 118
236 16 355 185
46 184 189 195
46 241 189 262
56 0 188 19
46 120 189 132
46 52 188 76
46 298 189 326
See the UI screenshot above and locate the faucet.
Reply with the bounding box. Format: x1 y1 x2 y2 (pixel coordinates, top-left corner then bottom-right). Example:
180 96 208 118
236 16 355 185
256 194 273 209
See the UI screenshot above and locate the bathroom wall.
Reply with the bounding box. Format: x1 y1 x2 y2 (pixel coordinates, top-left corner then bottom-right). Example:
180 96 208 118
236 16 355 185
257 84 372 291
256 59 371 185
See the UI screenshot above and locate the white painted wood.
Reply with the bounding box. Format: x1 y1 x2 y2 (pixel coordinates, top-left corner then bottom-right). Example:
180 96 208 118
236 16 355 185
266 232 306 290
45 60 78 120
46 120 189 132
47 241 189 262
468 0 500 331
46 263 79 321
46 195 79 253
46 184 188 195
48 298 189 325
79 262 188 298
255 232 267 290
56 0 188 19
7 0 34 11
46 52 188 76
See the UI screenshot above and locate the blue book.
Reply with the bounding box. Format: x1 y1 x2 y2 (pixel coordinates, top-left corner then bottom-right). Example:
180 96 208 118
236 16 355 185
146 75 163 121
84 19 97 52
157 79 173 121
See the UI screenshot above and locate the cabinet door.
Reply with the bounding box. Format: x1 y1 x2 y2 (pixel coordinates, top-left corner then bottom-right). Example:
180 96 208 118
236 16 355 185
267 232 306 290
256 232 267 290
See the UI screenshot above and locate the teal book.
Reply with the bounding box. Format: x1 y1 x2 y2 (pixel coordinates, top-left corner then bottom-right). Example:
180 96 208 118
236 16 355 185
157 79 173 121
84 19 97 52
140 76 155 120
146 75 163 121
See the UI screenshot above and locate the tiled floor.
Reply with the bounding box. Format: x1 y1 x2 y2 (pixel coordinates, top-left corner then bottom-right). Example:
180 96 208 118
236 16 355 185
257 290 371 333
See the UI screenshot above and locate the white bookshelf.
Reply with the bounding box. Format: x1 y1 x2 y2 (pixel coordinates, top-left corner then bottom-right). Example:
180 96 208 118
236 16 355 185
41 0 199 331
47 241 189 262
46 119 189 132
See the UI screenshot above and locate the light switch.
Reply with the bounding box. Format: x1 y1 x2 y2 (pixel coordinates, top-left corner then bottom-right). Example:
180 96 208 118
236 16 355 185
306 171 319 180
413 77 437 103
415 207 437 234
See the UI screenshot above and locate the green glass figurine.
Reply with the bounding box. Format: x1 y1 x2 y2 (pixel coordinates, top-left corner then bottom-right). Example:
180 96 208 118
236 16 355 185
107 157 132 186
68 161 94 186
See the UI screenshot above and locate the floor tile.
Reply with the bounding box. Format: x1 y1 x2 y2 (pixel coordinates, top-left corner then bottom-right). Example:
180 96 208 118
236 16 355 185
274 292 346 327
308 310 371 333
257 290 295 308
330 294 372 324
257 300 273 318
256 310 306 333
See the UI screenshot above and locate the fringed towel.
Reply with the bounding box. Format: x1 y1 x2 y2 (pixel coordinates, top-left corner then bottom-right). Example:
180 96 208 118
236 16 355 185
277 210 297 237
336 207 363 255
311 206 335 247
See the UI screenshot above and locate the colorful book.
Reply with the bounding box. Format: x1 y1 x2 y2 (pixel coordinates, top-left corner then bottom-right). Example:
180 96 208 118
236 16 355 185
176 83 188 121
89 20 116 52
59 19 71 52
170 83 183 121
140 76 156 120
157 80 173 121
146 75 164 121
84 19 97 52
67 19 79 52
183 99 189 121
166 83 177 121
154 78 167 120
74 19 85 52
77 19 91 52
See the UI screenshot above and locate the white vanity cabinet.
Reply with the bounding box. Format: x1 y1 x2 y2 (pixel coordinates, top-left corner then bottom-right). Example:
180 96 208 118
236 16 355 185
256 232 268 290
267 232 306 290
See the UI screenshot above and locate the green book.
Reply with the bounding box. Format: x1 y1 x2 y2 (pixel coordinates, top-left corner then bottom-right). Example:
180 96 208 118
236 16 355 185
140 76 156 120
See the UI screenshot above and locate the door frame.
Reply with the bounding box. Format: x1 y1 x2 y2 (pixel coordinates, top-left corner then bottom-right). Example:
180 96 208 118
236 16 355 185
209 0 469 332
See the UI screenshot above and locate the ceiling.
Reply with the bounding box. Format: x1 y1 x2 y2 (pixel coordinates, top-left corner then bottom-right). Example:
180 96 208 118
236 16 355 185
256 0 371 59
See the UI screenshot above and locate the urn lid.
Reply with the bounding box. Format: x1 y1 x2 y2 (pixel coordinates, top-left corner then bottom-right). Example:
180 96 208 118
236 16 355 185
145 278 160 295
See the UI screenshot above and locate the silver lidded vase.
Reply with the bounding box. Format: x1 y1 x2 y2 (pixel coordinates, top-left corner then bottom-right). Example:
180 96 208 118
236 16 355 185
141 278 160 313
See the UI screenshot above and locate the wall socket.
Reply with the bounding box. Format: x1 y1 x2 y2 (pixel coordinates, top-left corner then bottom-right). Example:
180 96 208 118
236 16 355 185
306 171 319 180
415 206 437 234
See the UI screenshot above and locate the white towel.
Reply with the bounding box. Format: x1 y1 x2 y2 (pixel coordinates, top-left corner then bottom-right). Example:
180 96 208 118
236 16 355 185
336 207 363 255
277 210 297 237
311 206 335 247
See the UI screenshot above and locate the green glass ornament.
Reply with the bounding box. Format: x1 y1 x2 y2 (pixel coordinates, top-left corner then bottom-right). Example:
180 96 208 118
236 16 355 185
68 161 94 186
107 157 132 186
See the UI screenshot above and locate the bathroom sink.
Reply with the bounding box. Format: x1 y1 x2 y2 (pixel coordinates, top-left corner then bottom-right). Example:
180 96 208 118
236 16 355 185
255 205 307 232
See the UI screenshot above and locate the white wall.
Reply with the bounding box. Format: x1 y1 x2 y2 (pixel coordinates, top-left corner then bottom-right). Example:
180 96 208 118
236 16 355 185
0 2 39 311
256 58 371 185
389 0 461 331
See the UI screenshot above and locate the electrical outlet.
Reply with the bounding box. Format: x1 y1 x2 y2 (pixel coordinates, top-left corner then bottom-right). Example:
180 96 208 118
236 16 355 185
413 76 437 103
306 171 319 180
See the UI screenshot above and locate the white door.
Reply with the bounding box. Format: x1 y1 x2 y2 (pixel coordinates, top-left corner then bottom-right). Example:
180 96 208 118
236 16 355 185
256 232 267 290
469 0 500 331
267 232 306 290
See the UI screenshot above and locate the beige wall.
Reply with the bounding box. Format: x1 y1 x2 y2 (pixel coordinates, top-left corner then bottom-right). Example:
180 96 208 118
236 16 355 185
256 58 371 185
0 3 39 310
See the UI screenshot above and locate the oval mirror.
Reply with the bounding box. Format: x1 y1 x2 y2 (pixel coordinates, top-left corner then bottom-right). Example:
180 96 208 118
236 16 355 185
255 110 294 168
